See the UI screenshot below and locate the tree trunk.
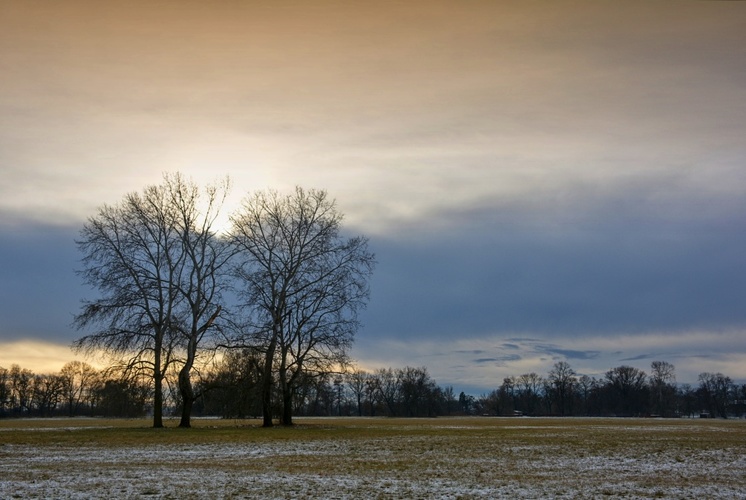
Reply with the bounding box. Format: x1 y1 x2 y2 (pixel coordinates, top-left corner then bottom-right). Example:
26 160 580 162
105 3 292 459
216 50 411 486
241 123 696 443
281 387 293 426
279 346 297 426
261 335 277 428
179 335 198 428
153 375 164 428
279 365 293 426
180 308 221 428
178 364 195 428
153 337 164 428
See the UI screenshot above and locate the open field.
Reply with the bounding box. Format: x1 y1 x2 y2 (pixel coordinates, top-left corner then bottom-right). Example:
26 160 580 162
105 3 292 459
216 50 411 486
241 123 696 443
1 417 745 499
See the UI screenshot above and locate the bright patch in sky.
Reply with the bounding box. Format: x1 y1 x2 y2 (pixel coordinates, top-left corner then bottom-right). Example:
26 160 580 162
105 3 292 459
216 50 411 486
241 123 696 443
1 1 745 390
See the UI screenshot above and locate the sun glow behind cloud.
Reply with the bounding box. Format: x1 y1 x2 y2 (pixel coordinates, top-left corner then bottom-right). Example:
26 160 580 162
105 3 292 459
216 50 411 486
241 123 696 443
0 341 97 374
2 0 743 234
2 1 746 392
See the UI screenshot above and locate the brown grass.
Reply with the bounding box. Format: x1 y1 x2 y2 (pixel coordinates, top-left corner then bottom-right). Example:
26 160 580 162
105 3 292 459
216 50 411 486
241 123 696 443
1 416 744 498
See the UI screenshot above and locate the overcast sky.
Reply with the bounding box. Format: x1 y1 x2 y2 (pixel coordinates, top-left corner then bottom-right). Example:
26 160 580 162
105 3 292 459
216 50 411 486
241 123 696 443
2 0 745 393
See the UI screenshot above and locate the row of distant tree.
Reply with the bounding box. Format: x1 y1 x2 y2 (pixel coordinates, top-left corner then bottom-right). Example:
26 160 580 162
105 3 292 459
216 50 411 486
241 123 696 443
474 361 745 419
199 356 746 419
0 362 148 418
2 357 744 419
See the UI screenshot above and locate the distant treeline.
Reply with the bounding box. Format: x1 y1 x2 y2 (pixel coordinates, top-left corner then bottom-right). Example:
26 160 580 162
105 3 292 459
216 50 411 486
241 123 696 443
1 356 744 419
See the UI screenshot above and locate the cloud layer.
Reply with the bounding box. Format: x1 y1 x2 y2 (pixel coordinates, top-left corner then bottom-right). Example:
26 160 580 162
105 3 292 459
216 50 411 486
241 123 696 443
1 1 745 390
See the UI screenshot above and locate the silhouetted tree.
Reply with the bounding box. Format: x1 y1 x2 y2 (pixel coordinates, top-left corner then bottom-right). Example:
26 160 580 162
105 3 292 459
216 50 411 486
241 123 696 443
167 175 233 428
605 366 648 416
576 374 598 416
94 375 150 418
8 365 34 415
548 362 576 416
346 369 368 416
0 366 10 416
476 390 499 416
677 383 698 418
698 372 733 418
73 177 185 427
398 366 439 417
230 187 374 426
73 173 230 428
499 376 516 415
59 361 98 417
372 367 399 416
442 386 458 415
649 361 677 417
456 391 472 415
295 372 336 416
31 373 63 416
516 372 543 415
197 349 263 419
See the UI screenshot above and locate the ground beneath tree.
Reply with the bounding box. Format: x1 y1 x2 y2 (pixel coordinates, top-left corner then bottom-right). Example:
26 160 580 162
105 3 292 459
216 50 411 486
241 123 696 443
1 417 745 498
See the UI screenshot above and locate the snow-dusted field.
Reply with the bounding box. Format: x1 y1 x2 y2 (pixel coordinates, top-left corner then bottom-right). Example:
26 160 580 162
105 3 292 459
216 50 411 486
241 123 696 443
1 417 745 499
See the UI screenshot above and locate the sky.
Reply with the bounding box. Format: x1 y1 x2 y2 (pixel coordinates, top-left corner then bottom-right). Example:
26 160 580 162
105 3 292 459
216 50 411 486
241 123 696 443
1 0 745 394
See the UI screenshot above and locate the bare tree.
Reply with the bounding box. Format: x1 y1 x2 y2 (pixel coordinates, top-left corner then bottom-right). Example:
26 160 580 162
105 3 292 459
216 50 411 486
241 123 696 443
397 366 439 417
0 366 9 415
73 173 229 427
59 361 98 417
372 367 399 417
576 374 598 416
605 365 648 416
459 391 477 415
442 386 458 415
499 376 517 415
346 368 369 416
166 175 233 428
73 180 181 427
650 361 676 417
698 372 733 418
548 361 576 416
516 372 543 415
230 187 374 426
8 364 34 415
197 348 264 419
94 369 151 418
31 373 64 416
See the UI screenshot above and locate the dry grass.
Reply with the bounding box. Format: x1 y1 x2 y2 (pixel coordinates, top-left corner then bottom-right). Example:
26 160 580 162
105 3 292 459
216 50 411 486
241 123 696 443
1 416 745 498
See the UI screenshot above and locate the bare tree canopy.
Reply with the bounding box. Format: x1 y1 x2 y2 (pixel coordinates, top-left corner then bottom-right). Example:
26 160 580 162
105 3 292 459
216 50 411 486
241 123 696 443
167 175 233 428
59 361 97 417
230 187 375 426
73 173 230 428
548 361 576 416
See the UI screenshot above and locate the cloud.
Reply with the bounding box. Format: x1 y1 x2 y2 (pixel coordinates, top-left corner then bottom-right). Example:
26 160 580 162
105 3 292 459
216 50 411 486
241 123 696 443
1 1 745 395
353 329 746 393
472 355 522 365
619 354 660 362
536 347 601 361
3 164 745 393
0 223 83 343
0 340 91 374
2 1 745 235
361 188 746 342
